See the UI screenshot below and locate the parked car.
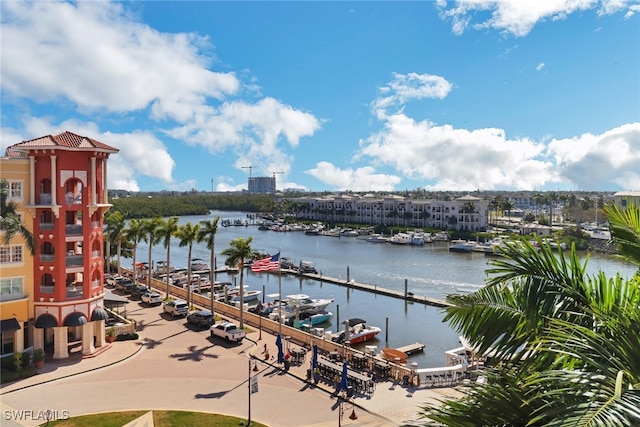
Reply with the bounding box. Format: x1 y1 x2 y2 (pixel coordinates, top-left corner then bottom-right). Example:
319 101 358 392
141 291 162 306
186 310 214 329
163 300 188 317
106 275 124 287
130 285 150 300
210 321 246 342
115 278 135 293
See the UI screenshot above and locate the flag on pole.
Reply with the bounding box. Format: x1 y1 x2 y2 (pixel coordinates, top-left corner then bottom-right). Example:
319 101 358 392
251 252 280 272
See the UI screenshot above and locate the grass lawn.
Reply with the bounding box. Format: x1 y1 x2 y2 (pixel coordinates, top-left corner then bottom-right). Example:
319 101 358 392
47 410 268 427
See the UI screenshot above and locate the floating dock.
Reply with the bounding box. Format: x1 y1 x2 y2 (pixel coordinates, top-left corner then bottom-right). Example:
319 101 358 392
277 269 451 308
395 342 426 355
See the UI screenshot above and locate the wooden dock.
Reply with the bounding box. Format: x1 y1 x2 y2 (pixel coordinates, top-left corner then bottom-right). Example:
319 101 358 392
277 269 451 308
395 342 426 355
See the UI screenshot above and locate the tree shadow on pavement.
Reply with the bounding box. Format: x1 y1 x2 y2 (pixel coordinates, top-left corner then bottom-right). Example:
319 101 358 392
195 391 228 399
142 329 190 350
171 344 219 362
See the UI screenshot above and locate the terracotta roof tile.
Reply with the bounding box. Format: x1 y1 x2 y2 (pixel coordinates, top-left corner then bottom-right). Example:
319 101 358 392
5 131 119 155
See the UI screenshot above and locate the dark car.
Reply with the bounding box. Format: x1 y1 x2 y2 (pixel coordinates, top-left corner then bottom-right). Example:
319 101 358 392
115 278 135 294
130 285 150 300
186 310 214 329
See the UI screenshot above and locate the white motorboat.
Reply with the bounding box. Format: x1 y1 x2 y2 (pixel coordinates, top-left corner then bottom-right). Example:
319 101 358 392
365 233 388 243
285 293 334 312
388 232 412 245
448 239 475 253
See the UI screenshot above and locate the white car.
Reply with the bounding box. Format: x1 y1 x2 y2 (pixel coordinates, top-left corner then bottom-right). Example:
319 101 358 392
163 300 188 317
106 275 124 287
141 291 162 306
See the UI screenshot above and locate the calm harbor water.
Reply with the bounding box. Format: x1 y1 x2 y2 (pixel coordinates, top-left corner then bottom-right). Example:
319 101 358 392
129 211 638 368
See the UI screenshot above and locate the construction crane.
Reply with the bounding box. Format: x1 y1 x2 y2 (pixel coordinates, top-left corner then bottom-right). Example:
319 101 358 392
241 166 253 178
272 171 284 179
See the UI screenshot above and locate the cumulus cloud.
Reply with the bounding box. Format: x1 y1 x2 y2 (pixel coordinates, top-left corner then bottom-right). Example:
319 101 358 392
1 1 239 115
357 112 556 191
547 122 640 190
2 117 176 192
436 0 634 37
372 72 453 119
306 162 402 191
1 1 322 187
168 97 321 178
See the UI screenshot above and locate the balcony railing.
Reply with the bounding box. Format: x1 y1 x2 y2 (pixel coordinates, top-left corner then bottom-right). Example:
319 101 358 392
65 193 82 205
39 222 54 230
92 250 100 258
92 279 100 288
40 254 55 262
40 285 55 293
66 287 83 298
66 254 83 267
65 224 83 235
39 193 52 205
91 221 100 229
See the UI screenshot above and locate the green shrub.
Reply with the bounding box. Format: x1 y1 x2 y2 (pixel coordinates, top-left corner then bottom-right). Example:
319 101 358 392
116 333 139 341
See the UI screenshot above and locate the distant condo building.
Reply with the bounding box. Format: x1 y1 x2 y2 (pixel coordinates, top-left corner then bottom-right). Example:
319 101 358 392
1 131 118 359
247 176 276 194
290 193 489 231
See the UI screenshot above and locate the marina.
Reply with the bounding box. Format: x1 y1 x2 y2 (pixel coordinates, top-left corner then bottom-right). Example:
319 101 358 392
128 211 638 368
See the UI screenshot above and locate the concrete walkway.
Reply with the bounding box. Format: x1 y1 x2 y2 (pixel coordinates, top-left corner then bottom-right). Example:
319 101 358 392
0 304 462 426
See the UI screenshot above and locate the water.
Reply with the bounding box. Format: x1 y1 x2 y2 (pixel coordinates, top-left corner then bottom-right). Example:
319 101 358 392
128 211 638 368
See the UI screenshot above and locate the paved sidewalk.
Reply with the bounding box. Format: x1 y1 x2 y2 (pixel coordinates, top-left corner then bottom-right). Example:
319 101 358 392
1 327 461 427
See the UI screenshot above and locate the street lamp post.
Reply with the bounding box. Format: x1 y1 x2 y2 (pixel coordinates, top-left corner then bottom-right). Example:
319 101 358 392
338 396 357 426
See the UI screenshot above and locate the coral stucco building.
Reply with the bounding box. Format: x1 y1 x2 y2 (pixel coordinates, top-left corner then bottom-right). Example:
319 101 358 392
1 131 118 359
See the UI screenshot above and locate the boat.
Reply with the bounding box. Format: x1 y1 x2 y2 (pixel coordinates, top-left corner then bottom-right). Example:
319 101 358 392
190 258 210 272
331 318 381 344
381 347 408 364
285 293 334 312
365 233 388 243
340 228 359 237
388 232 412 245
448 239 474 253
228 289 262 304
290 310 333 327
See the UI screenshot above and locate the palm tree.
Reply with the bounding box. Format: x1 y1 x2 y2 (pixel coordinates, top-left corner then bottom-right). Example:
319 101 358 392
420 203 640 426
141 217 162 286
221 237 253 329
157 216 179 298
198 216 221 314
104 210 126 276
0 179 34 254
175 221 200 308
123 218 146 283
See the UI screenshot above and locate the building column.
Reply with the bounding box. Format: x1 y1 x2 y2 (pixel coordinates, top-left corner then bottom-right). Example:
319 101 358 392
29 155 36 205
81 322 95 355
103 159 109 202
14 328 25 353
90 157 97 205
52 326 69 359
33 327 44 351
51 156 57 205
94 320 105 348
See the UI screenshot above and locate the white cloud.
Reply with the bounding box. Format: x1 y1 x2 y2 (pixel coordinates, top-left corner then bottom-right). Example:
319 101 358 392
0 1 239 116
547 122 640 190
357 112 556 191
436 0 634 37
4 117 176 192
306 162 402 191
536 62 545 70
0 1 323 190
168 97 321 177
372 72 453 119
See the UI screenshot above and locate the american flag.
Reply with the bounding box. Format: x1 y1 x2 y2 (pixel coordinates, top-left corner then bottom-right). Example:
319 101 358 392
250 252 280 272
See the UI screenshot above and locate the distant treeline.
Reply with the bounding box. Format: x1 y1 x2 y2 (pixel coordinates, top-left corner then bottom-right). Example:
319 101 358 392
110 193 275 218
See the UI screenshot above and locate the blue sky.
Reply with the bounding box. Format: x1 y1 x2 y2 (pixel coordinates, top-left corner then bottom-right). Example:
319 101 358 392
1 1 639 193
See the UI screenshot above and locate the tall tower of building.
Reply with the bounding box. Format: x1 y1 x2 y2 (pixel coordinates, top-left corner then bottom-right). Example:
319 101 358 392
1 131 118 359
